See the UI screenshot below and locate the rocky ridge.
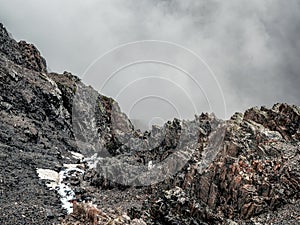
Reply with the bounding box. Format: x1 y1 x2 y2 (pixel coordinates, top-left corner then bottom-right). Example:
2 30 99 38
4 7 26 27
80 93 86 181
0 23 299 224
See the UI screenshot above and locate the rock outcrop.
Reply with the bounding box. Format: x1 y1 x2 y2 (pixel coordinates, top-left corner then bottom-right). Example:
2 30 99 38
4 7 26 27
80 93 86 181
146 104 299 224
0 23 47 73
0 23 299 225
0 24 77 224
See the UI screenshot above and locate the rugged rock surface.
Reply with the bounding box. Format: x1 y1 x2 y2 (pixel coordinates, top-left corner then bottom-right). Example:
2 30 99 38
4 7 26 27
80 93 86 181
0 23 47 73
145 104 299 224
0 26 77 224
0 23 299 224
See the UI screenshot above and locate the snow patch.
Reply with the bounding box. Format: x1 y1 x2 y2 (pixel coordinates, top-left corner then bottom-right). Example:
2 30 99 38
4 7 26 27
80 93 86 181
37 166 84 214
69 151 84 160
56 167 84 213
148 161 155 170
36 168 59 189
63 163 84 169
84 153 100 169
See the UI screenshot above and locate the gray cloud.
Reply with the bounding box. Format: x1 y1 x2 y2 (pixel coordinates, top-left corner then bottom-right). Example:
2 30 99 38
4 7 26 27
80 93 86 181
1 0 299 127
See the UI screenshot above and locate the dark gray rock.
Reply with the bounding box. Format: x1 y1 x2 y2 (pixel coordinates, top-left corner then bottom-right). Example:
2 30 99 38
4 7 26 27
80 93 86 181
0 22 299 225
0 23 47 73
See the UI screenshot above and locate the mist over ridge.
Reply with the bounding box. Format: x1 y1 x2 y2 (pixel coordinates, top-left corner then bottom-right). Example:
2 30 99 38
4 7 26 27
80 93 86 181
1 0 299 126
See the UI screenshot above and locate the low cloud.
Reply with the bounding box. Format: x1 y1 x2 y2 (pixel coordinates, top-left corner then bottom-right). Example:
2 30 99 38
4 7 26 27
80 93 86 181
1 0 299 126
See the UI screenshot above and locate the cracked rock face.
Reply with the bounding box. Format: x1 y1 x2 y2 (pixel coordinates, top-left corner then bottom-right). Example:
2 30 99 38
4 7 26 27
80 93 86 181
0 23 299 225
0 23 47 73
146 105 299 224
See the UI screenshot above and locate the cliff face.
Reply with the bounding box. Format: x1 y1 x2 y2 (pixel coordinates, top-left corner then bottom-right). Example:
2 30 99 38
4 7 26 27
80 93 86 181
0 23 78 224
146 104 300 224
0 23 299 225
0 23 47 73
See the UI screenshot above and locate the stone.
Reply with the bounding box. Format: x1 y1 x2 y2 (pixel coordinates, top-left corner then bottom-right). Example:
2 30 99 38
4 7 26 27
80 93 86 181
0 22 299 225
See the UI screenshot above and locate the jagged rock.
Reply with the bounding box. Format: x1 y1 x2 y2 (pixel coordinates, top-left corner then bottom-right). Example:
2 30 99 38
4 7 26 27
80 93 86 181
0 24 79 225
48 71 80 115
0 22 299 225
0 23 47 73
143 103 300 224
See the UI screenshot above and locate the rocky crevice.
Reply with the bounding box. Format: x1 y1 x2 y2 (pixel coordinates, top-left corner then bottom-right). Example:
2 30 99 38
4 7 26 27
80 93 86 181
0 23 299 225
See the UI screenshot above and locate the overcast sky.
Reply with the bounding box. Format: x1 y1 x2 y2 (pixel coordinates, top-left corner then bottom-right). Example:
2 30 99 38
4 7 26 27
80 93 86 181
1 0 300 128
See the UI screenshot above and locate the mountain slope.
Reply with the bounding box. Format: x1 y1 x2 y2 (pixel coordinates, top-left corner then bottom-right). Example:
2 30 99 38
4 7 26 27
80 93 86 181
0 23 299 225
